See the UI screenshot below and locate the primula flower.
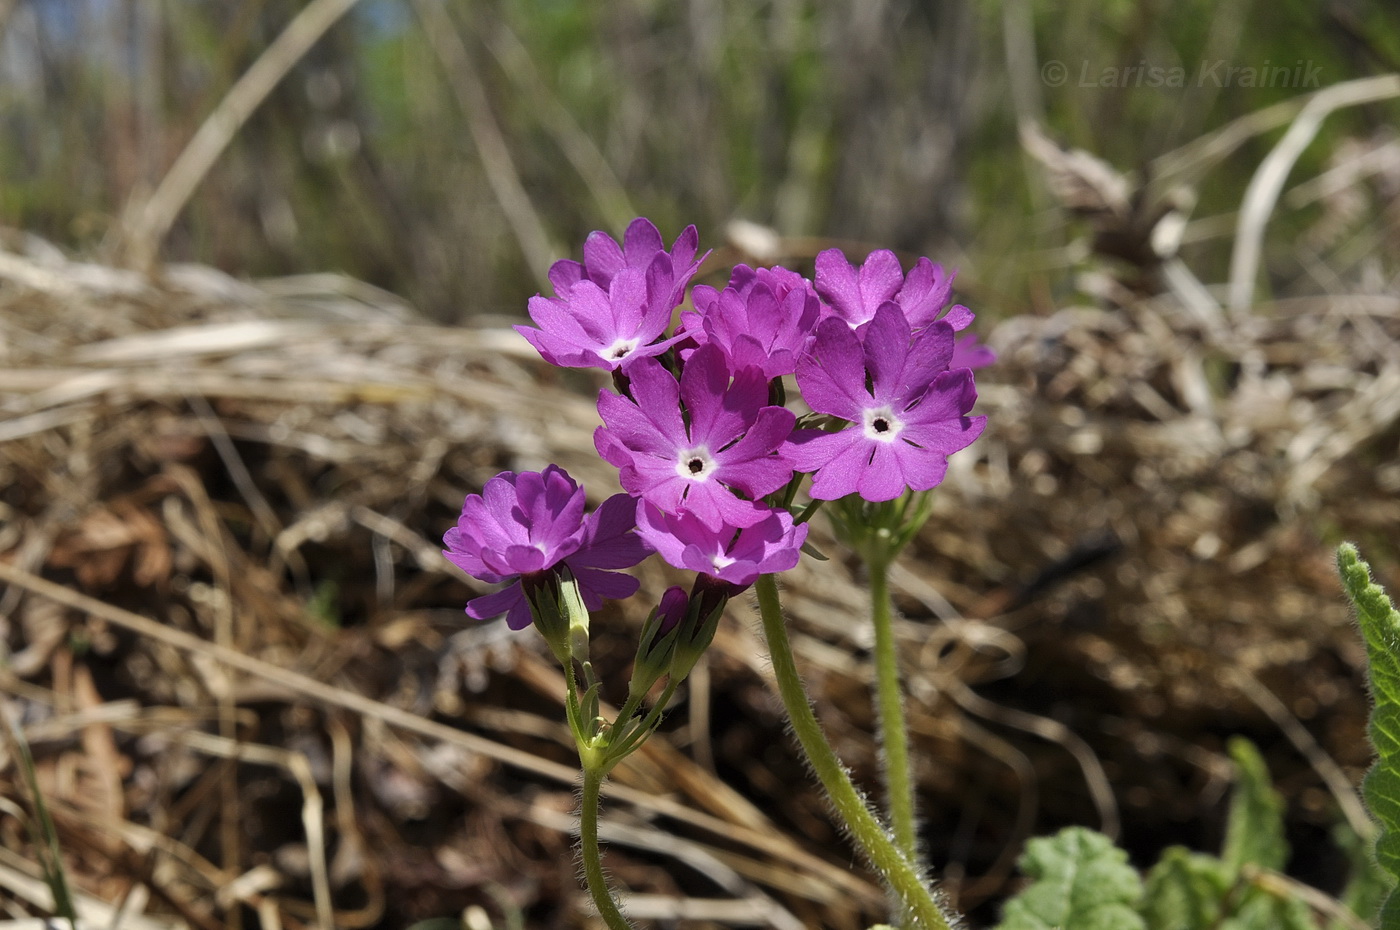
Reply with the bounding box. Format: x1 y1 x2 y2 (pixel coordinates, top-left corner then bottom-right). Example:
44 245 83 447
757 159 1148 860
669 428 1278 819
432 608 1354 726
789 304 985 502
595 344 796 529
443 466 650 630
815 247 975 332
549 217 703 309
515 218 705 372
682 274 822 379
636 502 808 587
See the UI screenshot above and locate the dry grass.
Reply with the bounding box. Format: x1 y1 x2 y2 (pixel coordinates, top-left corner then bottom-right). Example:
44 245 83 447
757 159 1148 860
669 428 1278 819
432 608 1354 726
0 212 1397 929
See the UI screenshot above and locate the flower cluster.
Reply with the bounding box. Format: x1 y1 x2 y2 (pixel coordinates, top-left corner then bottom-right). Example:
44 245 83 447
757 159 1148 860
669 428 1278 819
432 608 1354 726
446 218 990 634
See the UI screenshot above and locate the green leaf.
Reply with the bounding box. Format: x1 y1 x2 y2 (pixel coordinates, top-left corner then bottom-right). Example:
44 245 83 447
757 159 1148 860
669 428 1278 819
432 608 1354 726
1140 847 1230 930
1330 820 1393 929
1222 885 1319 930
1337 544 1400 910
1222 737 1288 877
996 827 1146 930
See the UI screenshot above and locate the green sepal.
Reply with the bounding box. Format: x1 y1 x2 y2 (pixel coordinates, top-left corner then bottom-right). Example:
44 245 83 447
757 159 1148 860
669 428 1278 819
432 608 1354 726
628 598 685 702
995 826 1146 930
522 565 590 667
827 489 936 564
669 590 728 684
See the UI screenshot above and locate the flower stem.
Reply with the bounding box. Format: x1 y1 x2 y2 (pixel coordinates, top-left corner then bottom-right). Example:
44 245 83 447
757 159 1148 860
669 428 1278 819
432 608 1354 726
753 574 955 930
579 760 633 930
869 555 919 863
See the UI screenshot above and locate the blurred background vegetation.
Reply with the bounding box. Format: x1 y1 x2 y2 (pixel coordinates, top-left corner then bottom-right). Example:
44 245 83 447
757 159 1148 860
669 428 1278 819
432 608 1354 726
1 0 1397 322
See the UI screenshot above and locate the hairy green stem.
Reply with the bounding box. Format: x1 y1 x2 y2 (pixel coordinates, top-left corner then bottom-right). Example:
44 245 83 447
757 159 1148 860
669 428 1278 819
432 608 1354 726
579 761 633 930
754 574 955 930
870 555 919 863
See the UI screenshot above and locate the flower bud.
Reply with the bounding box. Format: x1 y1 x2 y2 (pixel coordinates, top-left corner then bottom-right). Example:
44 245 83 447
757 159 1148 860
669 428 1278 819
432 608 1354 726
520 565 590 667
627 586 688 701
668 574 735 683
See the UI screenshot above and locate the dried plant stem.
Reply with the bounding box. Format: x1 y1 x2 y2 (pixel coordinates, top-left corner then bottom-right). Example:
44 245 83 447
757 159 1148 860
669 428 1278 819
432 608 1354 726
579 762 634 930
1227 74 1400 316
869 556 919 864
754 574 955 930
117 0 366 269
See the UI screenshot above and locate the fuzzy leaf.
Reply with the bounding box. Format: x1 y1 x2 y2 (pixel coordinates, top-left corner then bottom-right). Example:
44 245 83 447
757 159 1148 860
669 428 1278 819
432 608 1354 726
1329 821 1393 929
1222 737 1288 877
1140 847 1229 930
1222 887 1319 930
996 827 1146 930
1337 543 1400 916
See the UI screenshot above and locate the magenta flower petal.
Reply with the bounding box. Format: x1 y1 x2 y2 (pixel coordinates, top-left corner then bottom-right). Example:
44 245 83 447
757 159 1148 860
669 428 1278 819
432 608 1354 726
572 494 653 569
815 248 904 328
813 249 864 324
951 333 996 370
466 585 532 630
794 318 869 420
895 258 958 328
856 445 908 502
682 345 767 448
548 259 584 296
714 406 799 497
801 433 873 501
863 303 913 405
571 566 642 607
622 217 664 264
582 228 626 283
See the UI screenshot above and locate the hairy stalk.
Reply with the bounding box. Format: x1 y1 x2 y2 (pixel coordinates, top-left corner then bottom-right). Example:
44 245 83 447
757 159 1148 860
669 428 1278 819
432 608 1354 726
870 555 919 863
579 760 634 930
754 574 955 930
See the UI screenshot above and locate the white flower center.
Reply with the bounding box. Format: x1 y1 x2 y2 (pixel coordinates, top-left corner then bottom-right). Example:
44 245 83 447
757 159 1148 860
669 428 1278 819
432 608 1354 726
603 336 640 361
862 406 903 443
709 552 735 572
676 446 718 481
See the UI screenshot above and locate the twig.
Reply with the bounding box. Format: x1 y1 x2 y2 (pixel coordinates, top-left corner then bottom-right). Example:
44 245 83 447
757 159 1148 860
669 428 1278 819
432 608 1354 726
1227 75 1400 317
944 679 1120 840
1223 666 1373 843
0 560 871 899
116 0 367 270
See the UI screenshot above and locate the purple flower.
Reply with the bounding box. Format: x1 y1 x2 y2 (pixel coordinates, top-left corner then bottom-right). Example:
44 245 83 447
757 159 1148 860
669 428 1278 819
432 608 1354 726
595 344 797 529
636 502 808 587
443 466 650 630
815 248 975 332
680 279 821 379
515 218 706 372
517 258 684 371
789 304 985 502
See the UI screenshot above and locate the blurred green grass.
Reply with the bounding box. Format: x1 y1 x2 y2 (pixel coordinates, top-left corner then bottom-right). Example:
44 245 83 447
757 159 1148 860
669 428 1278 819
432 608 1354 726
0 0 1394 320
